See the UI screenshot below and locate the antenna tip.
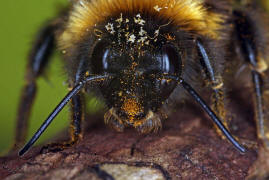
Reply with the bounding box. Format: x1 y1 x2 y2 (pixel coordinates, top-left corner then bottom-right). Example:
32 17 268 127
238 145 247 154
18 146 28 156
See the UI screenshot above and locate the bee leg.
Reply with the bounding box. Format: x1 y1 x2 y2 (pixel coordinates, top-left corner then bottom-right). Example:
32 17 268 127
12 24 56 151
251 72 269 147
40 93 85 153
69 93 84 145
196 40 227 137
233 10 269 147
40 59 88 153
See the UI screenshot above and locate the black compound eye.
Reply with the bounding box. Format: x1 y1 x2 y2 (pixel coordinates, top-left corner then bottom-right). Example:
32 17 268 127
160 44 181 75
154 44 181 100
91 40 130 74
91 40 110 74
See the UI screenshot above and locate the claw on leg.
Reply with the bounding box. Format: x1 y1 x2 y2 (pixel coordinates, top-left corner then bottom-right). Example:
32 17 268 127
40 140 78 154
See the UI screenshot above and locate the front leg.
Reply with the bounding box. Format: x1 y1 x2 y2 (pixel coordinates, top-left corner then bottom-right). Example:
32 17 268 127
40 58 88 153
196 40 227 136
41 93 85 153
12 23 57 151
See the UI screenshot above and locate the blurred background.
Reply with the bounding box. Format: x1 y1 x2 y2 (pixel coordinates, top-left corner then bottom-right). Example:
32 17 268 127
0 0 70 153
261 0 269 11
0 0 268 154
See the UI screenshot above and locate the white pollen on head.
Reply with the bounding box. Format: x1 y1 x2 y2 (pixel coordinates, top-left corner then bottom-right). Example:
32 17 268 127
128 34 136 43
116 13 123 24
139 27 147 36
134 14 146 26
154 29 159 37
105 23 115 34
138 36 148 43
136 14 141 18
154 5 162 12
139 19 146 25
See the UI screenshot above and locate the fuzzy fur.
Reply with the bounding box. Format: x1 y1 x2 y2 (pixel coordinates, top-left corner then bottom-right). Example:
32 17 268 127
59 0 225 49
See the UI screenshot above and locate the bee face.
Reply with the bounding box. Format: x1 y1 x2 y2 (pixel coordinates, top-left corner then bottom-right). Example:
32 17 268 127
59 7 197 133
89 20 182 132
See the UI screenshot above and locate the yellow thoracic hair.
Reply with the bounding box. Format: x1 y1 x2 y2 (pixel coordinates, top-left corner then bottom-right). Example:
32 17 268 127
59 0 224 48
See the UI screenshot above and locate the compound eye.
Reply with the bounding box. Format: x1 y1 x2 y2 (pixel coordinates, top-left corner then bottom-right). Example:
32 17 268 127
161 44 181 75
91 40 110 74
157 44 181 99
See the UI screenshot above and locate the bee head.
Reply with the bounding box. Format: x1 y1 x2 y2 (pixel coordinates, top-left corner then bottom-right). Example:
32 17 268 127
59 1 224 133
89 13 182 133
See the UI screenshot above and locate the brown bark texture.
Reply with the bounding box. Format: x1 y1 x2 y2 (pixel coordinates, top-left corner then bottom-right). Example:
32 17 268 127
0 96 268 180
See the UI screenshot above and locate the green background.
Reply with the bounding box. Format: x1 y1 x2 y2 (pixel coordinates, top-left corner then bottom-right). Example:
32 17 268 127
0 0 268 154
0 1 70 153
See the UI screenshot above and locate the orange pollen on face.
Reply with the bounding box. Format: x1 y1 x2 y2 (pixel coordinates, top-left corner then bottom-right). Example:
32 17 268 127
121 98 142 118
165 33 175 41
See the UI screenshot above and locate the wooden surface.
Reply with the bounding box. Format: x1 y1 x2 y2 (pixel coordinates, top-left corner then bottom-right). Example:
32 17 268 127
1 97 264 180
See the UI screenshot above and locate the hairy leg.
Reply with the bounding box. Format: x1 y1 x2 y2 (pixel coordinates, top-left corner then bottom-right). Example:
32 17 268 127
233 10 269 147
13 24 57 150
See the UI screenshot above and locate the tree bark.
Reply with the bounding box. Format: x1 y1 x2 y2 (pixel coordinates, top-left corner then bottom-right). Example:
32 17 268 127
0 98 263 180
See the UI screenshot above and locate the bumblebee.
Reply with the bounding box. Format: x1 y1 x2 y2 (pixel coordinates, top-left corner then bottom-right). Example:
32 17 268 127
14 0 269 156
